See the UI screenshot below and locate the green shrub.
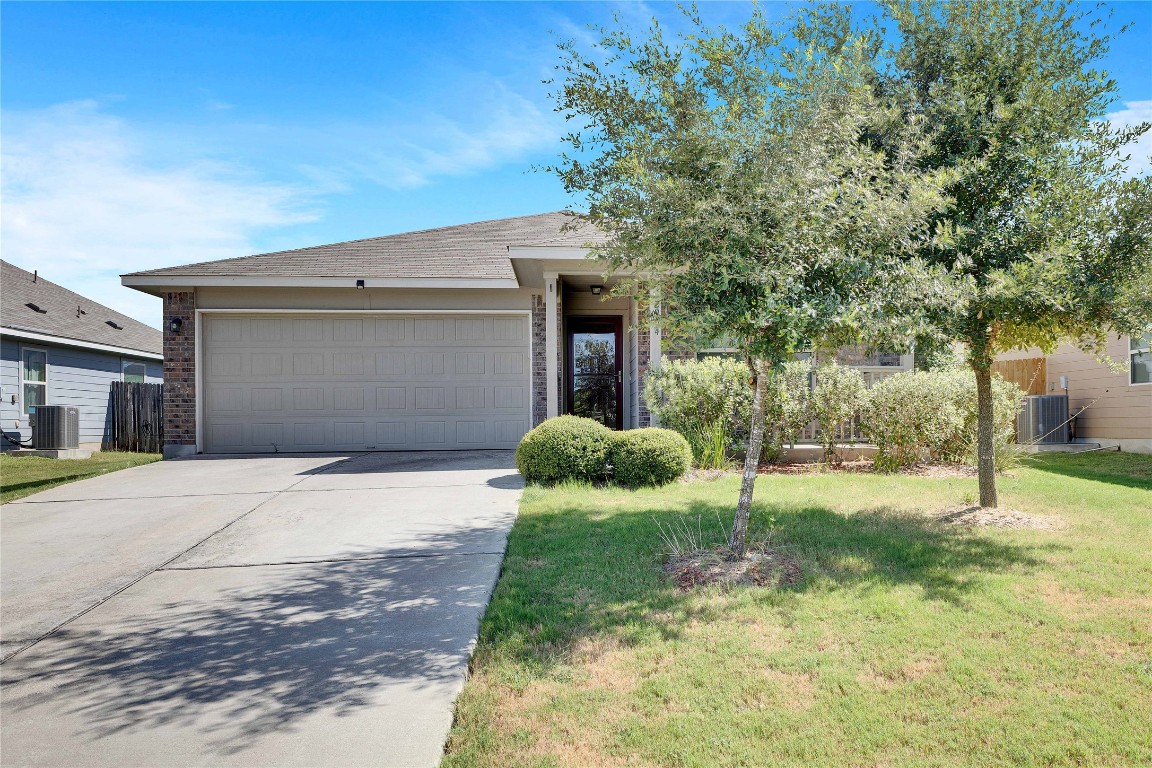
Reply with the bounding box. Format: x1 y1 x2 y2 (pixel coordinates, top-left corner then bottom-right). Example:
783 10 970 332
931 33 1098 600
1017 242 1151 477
760 359 814 462
515 416 612 484
862 371 964 470
809 361 868 463
609 428 693 487
860 368 1025 471
643 358 750 468
941 369 1025 466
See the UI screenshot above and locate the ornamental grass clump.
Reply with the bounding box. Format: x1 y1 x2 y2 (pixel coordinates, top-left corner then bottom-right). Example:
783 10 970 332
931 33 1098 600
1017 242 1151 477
609 428 693 487
515 416 612 485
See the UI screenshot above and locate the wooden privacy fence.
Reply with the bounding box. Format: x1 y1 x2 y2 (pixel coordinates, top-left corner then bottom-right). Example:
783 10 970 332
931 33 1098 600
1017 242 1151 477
992 357 1047 396
104 382 164 452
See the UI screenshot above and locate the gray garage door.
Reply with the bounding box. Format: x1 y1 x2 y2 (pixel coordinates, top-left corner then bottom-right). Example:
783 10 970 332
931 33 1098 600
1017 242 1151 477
202 313 531 453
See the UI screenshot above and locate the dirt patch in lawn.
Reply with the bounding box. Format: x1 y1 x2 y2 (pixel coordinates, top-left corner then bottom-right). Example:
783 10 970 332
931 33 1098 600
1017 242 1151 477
681 467 734 483
929 505 1064 531
664 547 803 592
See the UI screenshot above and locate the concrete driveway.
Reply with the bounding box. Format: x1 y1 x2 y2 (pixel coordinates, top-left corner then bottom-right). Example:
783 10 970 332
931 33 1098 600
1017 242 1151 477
1 451 522 768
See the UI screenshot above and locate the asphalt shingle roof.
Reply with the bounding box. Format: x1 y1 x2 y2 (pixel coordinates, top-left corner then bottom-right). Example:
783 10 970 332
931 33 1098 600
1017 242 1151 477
124 211 607 281
1 261 162 355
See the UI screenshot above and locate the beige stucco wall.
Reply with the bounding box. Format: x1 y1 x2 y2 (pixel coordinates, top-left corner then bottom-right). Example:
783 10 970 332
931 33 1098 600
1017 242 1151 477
998 334 1151 448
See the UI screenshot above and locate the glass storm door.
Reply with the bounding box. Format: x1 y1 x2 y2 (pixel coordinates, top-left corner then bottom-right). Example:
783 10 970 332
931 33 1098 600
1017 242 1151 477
567 316 623 430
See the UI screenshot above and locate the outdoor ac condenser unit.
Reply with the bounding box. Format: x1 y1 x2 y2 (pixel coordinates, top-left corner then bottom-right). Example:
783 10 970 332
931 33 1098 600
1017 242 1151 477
31 405 80 450
1017 395 1069 444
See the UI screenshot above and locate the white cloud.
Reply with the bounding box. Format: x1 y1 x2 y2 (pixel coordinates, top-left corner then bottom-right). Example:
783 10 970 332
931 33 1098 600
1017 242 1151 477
0 86 558 327
1 101 317 327
1107 99 1152 179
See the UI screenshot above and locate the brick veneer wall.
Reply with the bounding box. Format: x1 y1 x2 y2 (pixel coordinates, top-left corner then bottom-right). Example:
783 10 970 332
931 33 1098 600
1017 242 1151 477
661 328 696 363
163 291 197 451
637 325 652 427
531 293 547 426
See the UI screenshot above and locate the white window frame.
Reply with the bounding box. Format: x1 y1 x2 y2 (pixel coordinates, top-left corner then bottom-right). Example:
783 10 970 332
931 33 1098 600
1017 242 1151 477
121 358 147 384
1131 333 1151 386
20 345 48 415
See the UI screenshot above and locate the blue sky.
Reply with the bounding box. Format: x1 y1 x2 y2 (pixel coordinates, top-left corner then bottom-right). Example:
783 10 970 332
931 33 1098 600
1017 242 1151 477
2 1 1149 328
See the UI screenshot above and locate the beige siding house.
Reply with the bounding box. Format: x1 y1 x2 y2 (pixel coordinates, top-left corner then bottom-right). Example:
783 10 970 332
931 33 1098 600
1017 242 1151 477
123 211 911 459
997 334 1152 454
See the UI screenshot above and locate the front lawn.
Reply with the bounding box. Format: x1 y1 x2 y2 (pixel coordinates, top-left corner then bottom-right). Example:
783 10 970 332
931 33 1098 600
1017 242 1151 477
0 451 161 504
446 452 1152 767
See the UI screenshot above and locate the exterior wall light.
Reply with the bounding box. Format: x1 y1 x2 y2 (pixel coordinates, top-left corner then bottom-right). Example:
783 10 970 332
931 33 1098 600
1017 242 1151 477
356 279 366 289
168 317 183 333
590 285 603 295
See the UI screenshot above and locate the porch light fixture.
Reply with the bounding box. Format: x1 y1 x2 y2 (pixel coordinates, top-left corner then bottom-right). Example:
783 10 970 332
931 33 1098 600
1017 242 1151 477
590 285 603 295
355 279 365 289
168 317 183 334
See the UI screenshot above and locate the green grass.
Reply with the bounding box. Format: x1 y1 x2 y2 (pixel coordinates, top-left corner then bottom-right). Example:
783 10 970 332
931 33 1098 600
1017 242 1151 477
445 452 1152 767
0 451 161 504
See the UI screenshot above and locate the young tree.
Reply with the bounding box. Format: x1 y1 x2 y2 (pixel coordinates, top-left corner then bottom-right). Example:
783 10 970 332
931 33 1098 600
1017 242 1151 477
548 7 949 556
883 0 1152 507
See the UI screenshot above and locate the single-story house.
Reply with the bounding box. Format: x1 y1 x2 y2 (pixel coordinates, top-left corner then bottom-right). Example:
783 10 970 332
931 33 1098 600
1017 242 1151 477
996 334 1151 454
2 260 163 451
122 212 911 458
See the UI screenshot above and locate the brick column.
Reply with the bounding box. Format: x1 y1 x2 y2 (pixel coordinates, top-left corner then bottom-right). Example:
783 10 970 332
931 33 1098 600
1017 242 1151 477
162 291 197 458
637 320 652 427
531 293 547 426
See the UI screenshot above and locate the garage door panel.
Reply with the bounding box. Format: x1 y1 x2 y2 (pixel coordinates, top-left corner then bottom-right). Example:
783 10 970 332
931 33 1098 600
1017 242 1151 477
203 313 530 453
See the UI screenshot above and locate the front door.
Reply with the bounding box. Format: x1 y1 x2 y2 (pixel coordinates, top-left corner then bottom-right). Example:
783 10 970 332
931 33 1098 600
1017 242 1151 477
567 316 623 430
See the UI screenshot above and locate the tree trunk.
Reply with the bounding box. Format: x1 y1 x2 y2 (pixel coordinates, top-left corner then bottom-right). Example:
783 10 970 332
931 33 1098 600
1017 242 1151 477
972 361 999 509
730 359 767 559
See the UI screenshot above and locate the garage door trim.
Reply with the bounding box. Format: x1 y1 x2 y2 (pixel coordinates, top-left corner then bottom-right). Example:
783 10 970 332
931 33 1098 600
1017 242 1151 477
194 309 533 453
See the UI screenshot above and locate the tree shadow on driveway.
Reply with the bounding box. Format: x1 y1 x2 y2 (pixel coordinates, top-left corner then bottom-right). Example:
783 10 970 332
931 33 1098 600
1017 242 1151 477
1 525 507 757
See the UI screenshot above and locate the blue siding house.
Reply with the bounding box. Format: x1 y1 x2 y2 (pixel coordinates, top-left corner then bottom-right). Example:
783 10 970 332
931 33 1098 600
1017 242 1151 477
1 261 162 450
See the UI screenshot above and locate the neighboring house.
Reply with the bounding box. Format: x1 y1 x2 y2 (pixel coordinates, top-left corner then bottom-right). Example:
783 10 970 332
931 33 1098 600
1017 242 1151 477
997 334 1152 454
1 261 163 451
122 212 910 458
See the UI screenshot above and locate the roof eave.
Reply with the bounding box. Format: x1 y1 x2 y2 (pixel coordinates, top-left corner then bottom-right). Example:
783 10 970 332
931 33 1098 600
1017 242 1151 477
0 326 163 360
121 275 522 290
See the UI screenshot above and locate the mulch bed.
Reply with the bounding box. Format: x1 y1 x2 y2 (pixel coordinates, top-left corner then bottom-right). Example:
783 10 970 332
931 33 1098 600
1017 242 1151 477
664 547 804 592
683 460 977 480
929 505 1065 531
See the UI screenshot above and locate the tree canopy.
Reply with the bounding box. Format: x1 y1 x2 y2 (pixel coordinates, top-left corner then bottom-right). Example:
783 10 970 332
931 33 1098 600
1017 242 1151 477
881 0 1152 505
548 5 950 554
549 6 951 367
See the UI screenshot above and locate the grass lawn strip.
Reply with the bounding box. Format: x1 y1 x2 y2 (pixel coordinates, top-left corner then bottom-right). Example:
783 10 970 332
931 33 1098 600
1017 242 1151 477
445 452 1152 767
0 452 161 504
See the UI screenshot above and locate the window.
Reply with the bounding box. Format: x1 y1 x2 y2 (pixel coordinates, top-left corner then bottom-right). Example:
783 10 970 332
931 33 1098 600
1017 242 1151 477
122 360 147 384
835 345 902 367
695 335 740 361
21 348 47 414
1132 334 1151 385
696 349 740 361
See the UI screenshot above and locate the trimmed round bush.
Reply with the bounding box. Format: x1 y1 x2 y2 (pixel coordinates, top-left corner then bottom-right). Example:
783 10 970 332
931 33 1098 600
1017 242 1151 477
609 428 693 487
515 415 612 484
